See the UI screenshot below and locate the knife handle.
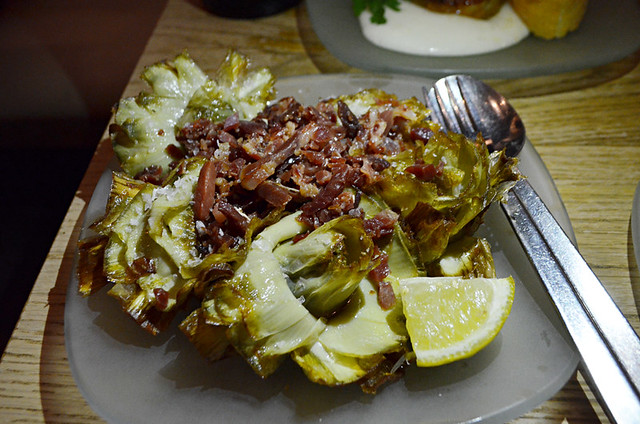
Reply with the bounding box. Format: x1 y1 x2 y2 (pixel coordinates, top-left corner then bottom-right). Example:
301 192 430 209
501 179 640 423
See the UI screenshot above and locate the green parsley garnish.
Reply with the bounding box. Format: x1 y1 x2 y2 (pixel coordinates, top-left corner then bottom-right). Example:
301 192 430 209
352 0 402 24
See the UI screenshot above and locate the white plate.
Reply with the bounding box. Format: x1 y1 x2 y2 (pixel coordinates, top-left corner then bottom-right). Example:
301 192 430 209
65 74 579 424
306 0 640 79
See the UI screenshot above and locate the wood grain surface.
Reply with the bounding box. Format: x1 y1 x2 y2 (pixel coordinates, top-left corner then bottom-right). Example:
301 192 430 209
1 1 639 422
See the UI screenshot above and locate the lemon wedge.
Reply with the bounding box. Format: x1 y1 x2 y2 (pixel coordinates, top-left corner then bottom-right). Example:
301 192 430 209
399 276 515 367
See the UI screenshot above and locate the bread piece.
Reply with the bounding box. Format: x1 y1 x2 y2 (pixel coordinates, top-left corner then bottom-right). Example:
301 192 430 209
509 0 588 39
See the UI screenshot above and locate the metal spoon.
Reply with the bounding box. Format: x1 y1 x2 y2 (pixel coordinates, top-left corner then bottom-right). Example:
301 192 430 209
425 74 640 424
425 75 525 157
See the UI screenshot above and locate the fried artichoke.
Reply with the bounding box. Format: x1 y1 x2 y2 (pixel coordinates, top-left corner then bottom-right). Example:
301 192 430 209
110 50 275 178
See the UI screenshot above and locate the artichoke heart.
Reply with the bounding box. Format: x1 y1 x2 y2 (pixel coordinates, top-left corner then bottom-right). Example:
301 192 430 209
292 277 408 386
378 128 520 266
198 211 395 378
291 338 383 387
201 212 325 376
90 172 147 235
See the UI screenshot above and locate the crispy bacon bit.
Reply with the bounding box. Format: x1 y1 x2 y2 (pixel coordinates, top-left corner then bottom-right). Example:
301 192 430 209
338 100 361 139
193 160 219 221
315 169 332 185
237 120 268 140
405 161 444 182
368 155 391 172
255 180 293 208
153 288 169 311
211 203 227 224
300 164 355 227
165 143 185 160
410 127 433 142
369 250 390 283
216 200 249 234
359 351 407 394
364 210 399 241
130 257 156 277
198 263 234 287
223 113 240 131
135 165 164 185
240 135 298 190
292 232 310 243
377 280 397 310
259 96 305 127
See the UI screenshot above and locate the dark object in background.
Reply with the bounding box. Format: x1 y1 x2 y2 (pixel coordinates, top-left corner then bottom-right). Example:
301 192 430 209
202 0 301 18
0 0 168 355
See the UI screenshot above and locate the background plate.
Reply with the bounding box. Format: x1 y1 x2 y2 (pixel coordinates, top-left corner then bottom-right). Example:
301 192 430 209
66 74 579 424
306 0 640 79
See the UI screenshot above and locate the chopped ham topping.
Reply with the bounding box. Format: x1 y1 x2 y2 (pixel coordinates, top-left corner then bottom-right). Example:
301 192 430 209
406 160 444 182
170 96 434 312
193 160 218 221
377 280 397 310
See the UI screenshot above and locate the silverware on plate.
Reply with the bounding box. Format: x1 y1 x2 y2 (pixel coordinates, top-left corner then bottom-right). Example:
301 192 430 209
425 74 640 424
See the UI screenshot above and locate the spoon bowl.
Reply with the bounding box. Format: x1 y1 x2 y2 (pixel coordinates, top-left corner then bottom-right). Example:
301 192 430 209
424 74 525 157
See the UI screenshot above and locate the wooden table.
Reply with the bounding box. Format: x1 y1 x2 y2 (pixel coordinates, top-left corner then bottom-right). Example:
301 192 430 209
1 1 639 422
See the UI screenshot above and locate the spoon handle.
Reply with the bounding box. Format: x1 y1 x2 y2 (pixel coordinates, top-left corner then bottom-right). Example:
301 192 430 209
501 179 640 423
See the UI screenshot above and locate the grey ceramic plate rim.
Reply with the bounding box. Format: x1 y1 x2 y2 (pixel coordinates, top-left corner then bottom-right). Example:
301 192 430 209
306 0 640 79
65 74 580 424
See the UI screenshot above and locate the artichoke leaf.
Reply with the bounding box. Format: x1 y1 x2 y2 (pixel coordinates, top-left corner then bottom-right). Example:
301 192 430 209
385 222 421 279
178 49 275 127
273 215 376 317
400 202 456 266
292 340 383 386
90 172 148 235
486 149 522 204
146 157 205 275
332 88 430 124
209 49 275 119
106 184 155 278
179 307 233 362
77 235 109 296
318 278 407 357
426 237 496 279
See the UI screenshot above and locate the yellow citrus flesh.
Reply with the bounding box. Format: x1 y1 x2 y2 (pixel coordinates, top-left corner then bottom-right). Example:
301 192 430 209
399 276 515 367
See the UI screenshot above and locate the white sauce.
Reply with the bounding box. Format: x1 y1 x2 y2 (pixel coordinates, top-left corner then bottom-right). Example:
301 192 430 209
359 1 529 57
